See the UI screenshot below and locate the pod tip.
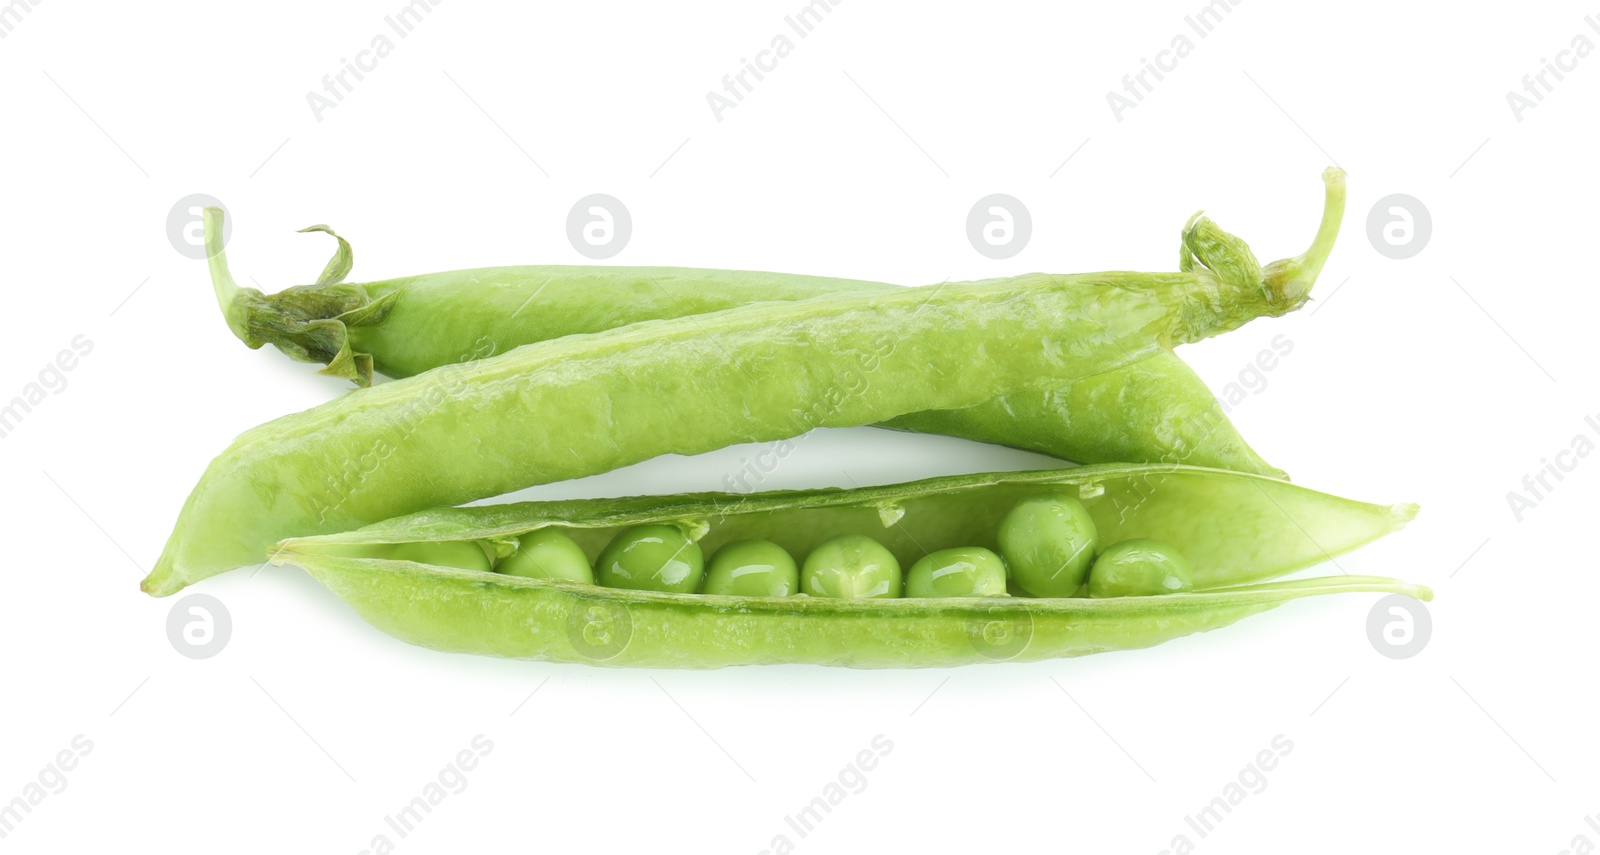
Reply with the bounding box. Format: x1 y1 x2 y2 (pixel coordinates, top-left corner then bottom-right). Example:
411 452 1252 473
1388 502 1421 527
139 570 176 598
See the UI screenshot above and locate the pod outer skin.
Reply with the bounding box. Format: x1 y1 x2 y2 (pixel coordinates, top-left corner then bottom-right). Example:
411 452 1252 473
285 557 1427 669
221 260 1282 477
352 270 1280 476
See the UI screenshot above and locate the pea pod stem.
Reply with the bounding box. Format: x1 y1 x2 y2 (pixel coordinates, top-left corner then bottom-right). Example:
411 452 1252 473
206 207 388 382
1263 166 1346 309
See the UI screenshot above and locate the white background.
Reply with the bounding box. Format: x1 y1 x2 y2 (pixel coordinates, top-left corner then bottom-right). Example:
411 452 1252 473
0 1 1592 852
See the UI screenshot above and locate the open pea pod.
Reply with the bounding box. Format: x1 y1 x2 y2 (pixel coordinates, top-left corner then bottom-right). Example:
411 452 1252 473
274 464 1427 669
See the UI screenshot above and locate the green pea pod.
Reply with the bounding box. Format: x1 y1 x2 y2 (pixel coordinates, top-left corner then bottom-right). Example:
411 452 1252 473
205 170 1346 476
272 464 1427 668
146 217 1331 597
882 351 1256 471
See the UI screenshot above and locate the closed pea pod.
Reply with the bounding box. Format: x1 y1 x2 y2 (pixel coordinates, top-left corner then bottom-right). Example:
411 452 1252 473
200 171 1347 479
883 351 1269 474
273 464 1428 668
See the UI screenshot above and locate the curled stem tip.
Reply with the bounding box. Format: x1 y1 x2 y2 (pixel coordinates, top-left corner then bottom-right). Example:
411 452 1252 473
296 224 354 286
204 207 260 346
1261 167 1347 310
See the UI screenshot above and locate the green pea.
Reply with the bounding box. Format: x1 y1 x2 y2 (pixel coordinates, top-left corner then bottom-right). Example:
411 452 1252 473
801 535 902 599
597 524 705 593
388 540 492 572
906 547 1007 598
1088 539 1194 598
703 540 798 597
998 492 1097 598
496 528 594 583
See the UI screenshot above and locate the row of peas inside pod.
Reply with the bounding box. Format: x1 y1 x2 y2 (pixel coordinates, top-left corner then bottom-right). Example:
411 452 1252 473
276 466 1425 666
362 493 1192 600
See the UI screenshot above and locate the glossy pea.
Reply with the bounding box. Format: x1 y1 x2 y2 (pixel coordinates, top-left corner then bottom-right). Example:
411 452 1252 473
998 492 1098 598
802 535 902 599
496 528 594 583
703 540 799 597
597 525 704 593
388 540 492 572
906 547 1007 598
1088 539 1194 598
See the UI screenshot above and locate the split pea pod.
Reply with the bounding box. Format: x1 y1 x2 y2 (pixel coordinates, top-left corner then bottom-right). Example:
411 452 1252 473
205 170 1346 476
145 211 1325 597
272 464 1427 668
